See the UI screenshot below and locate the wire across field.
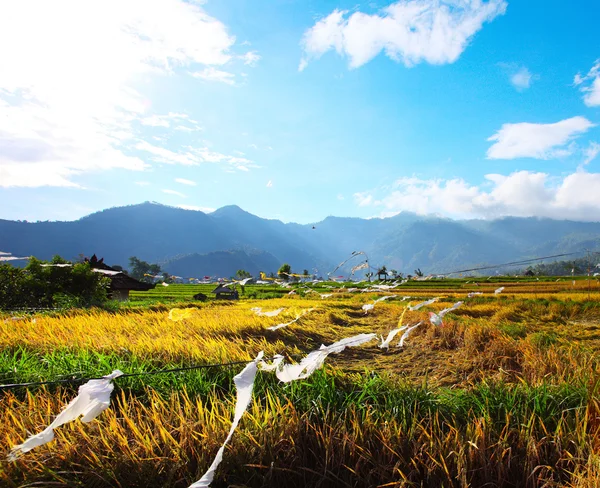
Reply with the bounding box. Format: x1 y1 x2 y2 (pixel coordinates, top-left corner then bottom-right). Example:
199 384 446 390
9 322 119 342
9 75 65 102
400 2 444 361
1 280 600 487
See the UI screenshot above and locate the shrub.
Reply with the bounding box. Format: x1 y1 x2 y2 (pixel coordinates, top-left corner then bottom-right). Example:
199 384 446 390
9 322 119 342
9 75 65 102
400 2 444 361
0 256 110 310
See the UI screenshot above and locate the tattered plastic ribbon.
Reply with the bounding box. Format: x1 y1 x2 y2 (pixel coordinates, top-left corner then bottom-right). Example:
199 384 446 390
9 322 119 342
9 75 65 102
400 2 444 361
494 287 505 295
362 295 394 314
251 307 285 317
8 370 123 461
189 352 263 488
379 304 409 349
408 297 439 311
362 303 375 314
428 301 463 326
397 322 423 348
320 293 333 299
467 292 483 297
351 262 369 274
259 333 377 383
267 308 316 331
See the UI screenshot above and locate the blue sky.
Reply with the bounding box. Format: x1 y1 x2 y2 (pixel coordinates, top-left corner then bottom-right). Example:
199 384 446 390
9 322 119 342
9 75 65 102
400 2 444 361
0 0 599 223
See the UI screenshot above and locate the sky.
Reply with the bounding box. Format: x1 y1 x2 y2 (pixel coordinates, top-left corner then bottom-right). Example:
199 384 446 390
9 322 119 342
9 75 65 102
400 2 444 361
0 0 599 224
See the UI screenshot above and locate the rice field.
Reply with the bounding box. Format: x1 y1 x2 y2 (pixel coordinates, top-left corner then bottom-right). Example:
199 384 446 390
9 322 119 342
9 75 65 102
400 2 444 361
1 278 600 487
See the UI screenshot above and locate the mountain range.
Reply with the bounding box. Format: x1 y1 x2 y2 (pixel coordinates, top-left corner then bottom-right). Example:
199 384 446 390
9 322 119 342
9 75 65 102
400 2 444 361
1 202 599 277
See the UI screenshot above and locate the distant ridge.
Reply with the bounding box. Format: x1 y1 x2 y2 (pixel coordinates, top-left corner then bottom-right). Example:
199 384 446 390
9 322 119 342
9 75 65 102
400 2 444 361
1 202 599 276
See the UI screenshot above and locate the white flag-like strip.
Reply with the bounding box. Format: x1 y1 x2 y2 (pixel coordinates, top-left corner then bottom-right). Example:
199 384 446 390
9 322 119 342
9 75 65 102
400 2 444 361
372 283 400 290
267 308 316 331
398 322 423 348
8 370 123 461
362 303 375 314
379 325 408 350
251 307 285 317
189 352 263 488
351 262 369 273
260 334 376 383
467 292 483 297
0 256 30 262
429 301 463 326
408 298 439 311
495 287 505 295
374 295 394 303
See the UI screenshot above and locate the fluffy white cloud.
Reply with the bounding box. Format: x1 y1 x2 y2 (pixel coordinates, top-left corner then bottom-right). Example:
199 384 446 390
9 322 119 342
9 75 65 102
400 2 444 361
574 60 600 107
487 116 595 160
300 0 507 70
266 180 273 188
140 113 189 128
584 142 600 166
135 142 257 172
162 189 186 198
175 178 197 186
192 67 236 85
357 170 600 221
353 191 374 207
510 67 533 91
136 141 200 166
241 51 261 67
0 0 238 187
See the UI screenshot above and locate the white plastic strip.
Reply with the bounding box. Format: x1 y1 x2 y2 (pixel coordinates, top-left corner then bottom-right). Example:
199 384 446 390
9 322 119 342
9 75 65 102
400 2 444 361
273 333 377 383
408 297 439 311
398 322 423 348
189 352 263 488
429 301 463 326
379 325 408 349
251 307 285 317
8 370 123 461
267 308 316 331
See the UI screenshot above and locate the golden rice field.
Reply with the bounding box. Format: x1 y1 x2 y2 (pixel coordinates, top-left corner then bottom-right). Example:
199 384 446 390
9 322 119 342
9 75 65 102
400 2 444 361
1 279 600 487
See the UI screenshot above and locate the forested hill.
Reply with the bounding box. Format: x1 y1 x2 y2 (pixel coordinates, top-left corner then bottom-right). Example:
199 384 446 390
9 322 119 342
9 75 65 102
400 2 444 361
1 202 599 276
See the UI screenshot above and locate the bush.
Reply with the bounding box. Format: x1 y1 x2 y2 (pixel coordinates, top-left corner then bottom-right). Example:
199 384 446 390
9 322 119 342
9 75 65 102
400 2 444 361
0 256 110 310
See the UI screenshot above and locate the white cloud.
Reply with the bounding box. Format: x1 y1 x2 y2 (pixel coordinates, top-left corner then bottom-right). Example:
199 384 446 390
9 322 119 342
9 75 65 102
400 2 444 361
300 0 507 70
136 142 258 172
584 142 600 166
574 60 600 107
135 181 151 186
353 191 374 207
162 189 186 198
487 116 595 160
356 170 600 221
510 67 534 91
175 177 196 186
136 141 200 166
337 194 345 200
140 113 189 128
241 51 261 67
0 0 237 187
177 204 215 213
192 67 236 85
266 180 273 188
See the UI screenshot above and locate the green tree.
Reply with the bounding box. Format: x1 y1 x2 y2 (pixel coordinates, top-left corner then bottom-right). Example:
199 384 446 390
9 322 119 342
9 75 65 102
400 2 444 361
414 268 424 277
278 263 292 279
0 256 110 310
129 256 161 282
236 269 252 279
